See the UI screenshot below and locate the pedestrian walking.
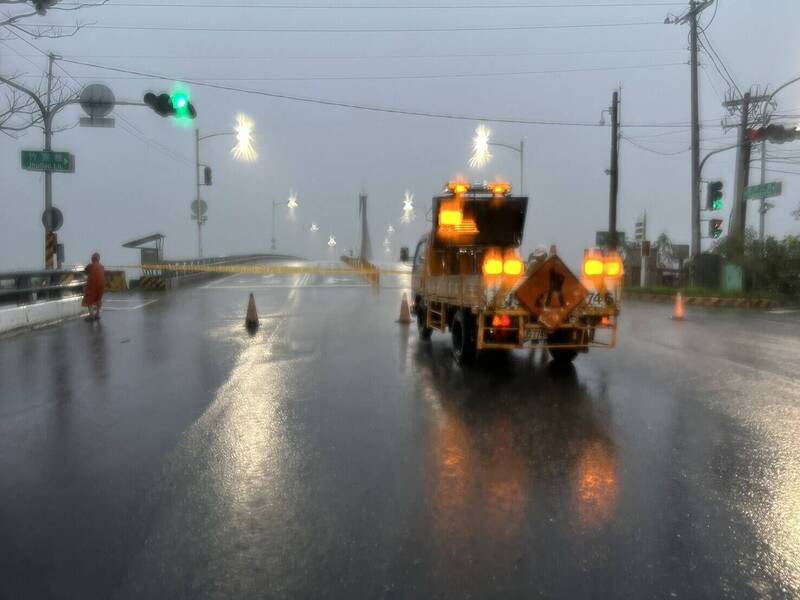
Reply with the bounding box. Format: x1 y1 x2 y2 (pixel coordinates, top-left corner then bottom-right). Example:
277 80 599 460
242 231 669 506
83 252 105 321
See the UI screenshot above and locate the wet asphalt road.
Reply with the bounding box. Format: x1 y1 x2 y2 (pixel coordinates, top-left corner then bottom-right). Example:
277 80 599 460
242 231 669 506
1 261 799 599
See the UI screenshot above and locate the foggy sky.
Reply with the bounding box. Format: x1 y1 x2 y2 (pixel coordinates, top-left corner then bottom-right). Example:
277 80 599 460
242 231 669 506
2 0 799 272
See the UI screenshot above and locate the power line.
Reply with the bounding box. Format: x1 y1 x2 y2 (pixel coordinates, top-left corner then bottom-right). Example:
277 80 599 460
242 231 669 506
622 135 690 155
59 57 703 128
15 61 685 83
26 20 665 34
8 47 686 61
57 1 686 8
700 30 740 96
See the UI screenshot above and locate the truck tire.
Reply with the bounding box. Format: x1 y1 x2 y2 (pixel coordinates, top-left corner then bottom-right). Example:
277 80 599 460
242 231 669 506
417 302 433 341
452 310 477 365
547 329 578 363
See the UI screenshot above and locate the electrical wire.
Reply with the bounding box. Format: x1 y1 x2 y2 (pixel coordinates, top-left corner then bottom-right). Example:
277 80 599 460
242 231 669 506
59 57 705 128
622 135 690 155
56 1 686 9
16 61 685 83
700 30 740 96
24 20 665 34
8 47 686 61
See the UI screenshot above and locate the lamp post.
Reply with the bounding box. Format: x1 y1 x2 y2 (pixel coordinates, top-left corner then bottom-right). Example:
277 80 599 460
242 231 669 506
468 125 525 194
194 115 256 257
270 192 298 251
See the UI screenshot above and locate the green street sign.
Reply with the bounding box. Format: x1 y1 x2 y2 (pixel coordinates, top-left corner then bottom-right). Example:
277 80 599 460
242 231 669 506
744 181 782 200
595 231 626 248
20 150 75 173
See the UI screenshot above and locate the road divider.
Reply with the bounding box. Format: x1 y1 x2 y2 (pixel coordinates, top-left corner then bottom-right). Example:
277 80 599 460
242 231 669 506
104 270 128 292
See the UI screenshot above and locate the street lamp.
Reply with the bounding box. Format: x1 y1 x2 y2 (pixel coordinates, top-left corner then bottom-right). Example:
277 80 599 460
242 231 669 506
468 124 525 194
195 114 257 257
270 192 299 251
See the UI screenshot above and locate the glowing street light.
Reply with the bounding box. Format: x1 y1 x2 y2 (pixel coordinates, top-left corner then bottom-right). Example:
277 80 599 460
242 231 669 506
231 114 257 161
468 124 492 168
401 190 415 224
467 123 525 193
287 190 299 209
310 223 319 232
387 224 395 234
328 235 337 247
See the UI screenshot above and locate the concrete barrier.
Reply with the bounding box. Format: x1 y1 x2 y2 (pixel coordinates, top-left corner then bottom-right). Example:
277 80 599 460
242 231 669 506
105 270 128 292
0 296 85 335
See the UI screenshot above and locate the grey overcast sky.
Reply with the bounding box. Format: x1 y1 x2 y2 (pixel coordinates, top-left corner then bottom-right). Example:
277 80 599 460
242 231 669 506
2 0 800 271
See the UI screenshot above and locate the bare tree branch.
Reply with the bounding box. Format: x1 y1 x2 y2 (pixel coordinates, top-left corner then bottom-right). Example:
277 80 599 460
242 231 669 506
0 1 107 33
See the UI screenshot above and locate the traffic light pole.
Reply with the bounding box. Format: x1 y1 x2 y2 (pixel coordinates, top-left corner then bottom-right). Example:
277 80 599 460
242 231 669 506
195 128 203 258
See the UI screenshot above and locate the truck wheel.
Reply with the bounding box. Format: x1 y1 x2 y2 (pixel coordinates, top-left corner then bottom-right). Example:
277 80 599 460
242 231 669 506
452 310 477 365
417 303 433 341
547 329 578 363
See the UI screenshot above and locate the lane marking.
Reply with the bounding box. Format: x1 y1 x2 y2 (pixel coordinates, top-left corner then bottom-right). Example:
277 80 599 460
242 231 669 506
102 299 158 311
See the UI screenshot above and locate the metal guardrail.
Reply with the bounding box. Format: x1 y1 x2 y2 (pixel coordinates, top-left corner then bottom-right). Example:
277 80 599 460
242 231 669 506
0 267 86 307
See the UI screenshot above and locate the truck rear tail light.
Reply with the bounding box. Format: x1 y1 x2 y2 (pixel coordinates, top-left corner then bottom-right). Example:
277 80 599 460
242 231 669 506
503 258 523 276
491 314 512 328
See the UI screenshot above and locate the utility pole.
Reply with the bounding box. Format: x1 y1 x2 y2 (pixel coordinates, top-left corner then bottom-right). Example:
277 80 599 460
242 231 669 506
666 1 712 260
608 89 620 250
730 92 751 245
688 3 701 261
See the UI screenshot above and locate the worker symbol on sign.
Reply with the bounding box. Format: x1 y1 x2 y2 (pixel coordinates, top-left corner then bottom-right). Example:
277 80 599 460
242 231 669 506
536 267 565 308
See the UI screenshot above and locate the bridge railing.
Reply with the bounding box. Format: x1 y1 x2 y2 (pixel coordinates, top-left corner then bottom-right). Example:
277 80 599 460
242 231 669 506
0 268 87 307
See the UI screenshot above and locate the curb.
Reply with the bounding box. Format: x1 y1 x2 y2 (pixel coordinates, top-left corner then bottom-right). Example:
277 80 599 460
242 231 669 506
625 292 778 309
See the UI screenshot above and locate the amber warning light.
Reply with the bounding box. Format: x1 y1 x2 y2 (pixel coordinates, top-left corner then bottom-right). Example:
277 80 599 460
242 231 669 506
583 251 624 279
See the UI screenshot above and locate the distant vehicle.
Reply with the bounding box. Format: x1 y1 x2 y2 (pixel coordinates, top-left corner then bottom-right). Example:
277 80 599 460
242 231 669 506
411 181 622 364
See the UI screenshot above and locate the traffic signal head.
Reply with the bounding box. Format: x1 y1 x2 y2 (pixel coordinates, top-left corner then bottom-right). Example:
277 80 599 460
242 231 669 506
143 90 196 120
709 218 723 239
746 124 800 144
706 181 723 211
204 166 212 186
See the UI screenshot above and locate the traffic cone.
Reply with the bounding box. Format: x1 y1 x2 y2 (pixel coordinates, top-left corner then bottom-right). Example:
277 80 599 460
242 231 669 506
397 292 412 324
672 291 685 321
245 293 259 330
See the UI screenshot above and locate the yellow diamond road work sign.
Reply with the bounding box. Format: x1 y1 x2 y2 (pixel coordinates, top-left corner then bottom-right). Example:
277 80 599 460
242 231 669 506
515 256 588 330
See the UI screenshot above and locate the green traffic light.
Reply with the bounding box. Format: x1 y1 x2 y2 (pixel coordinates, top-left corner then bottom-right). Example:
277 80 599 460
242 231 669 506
170 90 192 120
712 198 723 211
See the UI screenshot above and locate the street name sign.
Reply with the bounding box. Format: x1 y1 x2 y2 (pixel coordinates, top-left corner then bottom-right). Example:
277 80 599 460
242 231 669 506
21 150 75 173
595 231 626 248
745 181 782 200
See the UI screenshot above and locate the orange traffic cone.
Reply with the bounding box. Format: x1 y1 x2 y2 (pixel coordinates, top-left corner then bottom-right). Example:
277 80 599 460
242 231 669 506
672 291 685 321
397 292 412 324
245 293 259 330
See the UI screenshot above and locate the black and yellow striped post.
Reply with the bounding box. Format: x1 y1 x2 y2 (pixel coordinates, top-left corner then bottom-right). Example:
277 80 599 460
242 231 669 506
45 232 57 270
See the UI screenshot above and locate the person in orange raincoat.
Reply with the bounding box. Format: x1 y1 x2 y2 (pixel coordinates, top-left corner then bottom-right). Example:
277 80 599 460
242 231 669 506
83 252 105 320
